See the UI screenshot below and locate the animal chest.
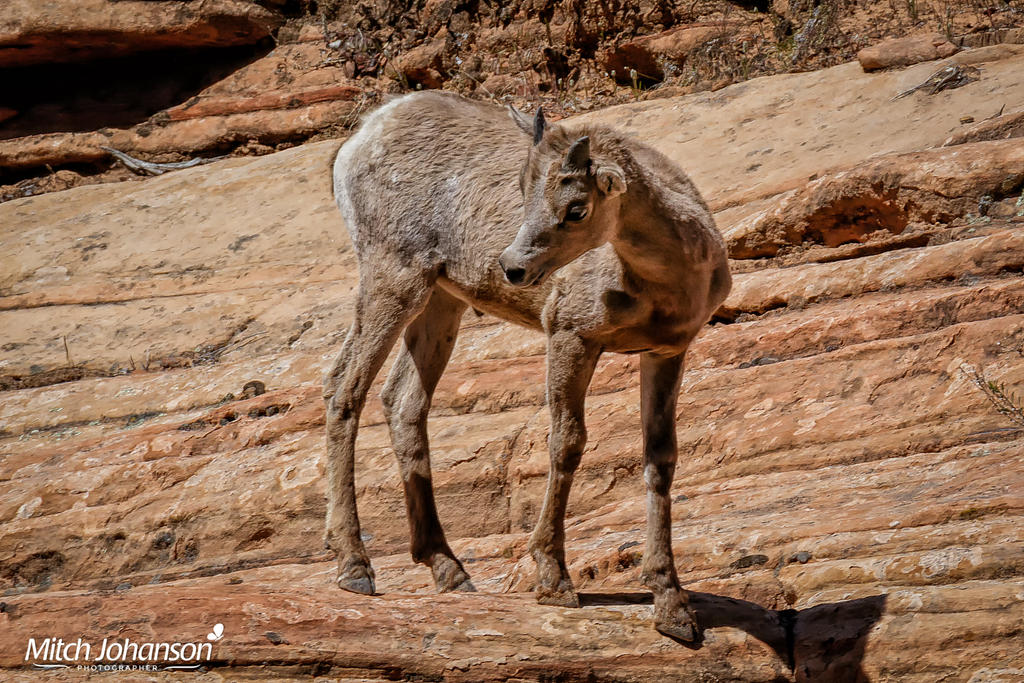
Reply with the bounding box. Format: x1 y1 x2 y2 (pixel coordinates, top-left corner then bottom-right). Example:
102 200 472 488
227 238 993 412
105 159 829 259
594 287 697 355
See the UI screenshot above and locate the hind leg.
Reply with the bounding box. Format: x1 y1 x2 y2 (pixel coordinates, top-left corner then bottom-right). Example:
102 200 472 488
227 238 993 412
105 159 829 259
380 289 474 592
324 267 435 595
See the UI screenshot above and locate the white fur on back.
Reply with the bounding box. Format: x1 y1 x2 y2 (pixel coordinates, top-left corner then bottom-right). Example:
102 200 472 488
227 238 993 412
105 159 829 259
332 94 414 245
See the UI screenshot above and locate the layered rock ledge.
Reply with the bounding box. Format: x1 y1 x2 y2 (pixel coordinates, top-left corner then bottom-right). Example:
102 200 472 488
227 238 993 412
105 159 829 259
2 46 1023 683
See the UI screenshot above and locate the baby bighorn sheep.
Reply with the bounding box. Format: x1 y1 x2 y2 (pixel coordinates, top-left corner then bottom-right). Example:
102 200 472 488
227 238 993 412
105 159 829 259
325 91 731 641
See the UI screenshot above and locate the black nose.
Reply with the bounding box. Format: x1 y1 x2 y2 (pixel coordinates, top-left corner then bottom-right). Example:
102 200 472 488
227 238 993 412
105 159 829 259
503 267 526 285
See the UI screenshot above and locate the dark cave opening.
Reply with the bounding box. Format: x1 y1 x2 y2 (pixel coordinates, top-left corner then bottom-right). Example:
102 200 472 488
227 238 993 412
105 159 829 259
0 41 274 141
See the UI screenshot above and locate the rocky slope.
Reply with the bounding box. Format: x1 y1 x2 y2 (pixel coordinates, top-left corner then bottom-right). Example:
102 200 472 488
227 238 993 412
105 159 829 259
3 0 1023 201
1 41 1024 683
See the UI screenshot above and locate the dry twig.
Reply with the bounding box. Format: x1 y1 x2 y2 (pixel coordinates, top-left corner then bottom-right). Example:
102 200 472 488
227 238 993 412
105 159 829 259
892 64 980 101
102 147 227 176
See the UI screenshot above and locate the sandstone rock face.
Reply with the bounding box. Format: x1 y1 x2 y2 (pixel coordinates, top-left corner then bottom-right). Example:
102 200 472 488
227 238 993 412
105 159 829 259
4 1 1024 208
576 46 1024 220
857 32 959 71
0 0 282 68
956 26 1024 48
2 48 1024 682
944 108 1024 146
0 40 365 175
725 138 1024 258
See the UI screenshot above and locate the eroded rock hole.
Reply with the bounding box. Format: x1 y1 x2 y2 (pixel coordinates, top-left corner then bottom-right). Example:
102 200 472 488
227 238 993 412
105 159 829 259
805 195 910 247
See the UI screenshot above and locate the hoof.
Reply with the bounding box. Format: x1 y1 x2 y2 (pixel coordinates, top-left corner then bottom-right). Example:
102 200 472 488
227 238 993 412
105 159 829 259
336 558 376 595
654 596 702 644
432 554 475 593
337 574 376 595
448 577 477 593
655 618 698 643
531 552 579 607
536 587 580 608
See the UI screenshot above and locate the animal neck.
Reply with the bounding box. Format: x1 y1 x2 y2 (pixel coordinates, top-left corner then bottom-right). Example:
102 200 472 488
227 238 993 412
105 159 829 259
608 158 695 288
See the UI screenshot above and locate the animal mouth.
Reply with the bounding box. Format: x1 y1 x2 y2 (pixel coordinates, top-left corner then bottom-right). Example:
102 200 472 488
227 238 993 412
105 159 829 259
524 268 547 286
502 265 547 287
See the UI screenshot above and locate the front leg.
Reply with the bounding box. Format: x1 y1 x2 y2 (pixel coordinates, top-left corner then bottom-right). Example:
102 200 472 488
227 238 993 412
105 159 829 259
530 331 601 608
639 351 700 642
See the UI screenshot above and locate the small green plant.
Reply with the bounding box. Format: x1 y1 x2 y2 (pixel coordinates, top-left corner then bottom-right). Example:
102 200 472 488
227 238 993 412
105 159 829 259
961 363 1024 427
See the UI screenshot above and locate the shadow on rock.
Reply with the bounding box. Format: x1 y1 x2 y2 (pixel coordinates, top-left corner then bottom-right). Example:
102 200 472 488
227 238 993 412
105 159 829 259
580 590 887 681
789 594 887 682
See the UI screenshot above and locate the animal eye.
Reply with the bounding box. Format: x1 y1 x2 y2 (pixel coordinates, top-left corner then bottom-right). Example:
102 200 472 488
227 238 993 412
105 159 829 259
565 204 588 222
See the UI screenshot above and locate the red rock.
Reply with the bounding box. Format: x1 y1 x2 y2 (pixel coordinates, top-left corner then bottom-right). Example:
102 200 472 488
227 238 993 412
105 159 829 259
0 100 358 172
0 39 365 175
0 0 282 68
202 42 354 98
2 54 1024 681
293 20 348 44
943 108 1024 146
726 138 1024 259
600 23 744 82
0 577 795 680
477 73 517 97
388 34 450 89
477 72 542 98
165 85 362 122
857 32 959 71
956 26 1024 49
576 46 1024 216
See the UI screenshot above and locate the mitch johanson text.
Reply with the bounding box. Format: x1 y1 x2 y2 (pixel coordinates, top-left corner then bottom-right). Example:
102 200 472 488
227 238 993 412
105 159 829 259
25 637 212 664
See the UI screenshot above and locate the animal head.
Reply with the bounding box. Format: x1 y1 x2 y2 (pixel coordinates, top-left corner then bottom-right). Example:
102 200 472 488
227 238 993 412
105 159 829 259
499 107 627 287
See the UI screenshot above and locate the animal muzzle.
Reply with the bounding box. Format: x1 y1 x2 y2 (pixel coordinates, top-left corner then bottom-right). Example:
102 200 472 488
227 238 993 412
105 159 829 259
498 246 544 287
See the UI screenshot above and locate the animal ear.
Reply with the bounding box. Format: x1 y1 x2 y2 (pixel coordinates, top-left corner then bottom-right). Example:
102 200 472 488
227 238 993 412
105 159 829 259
562 136 590 171
595 163 626 196
532 106 546 145
508 105 532 136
